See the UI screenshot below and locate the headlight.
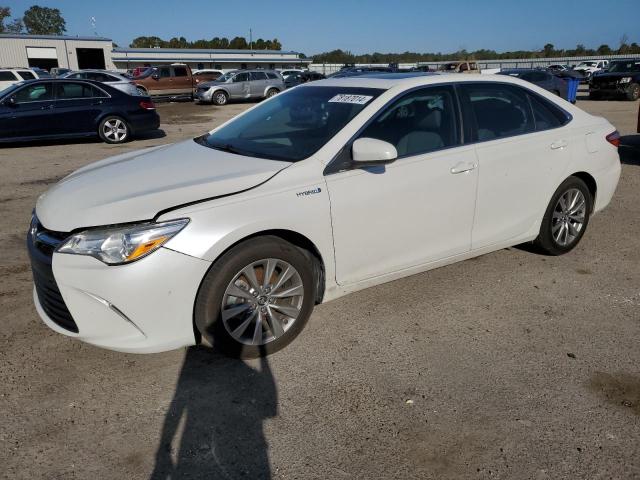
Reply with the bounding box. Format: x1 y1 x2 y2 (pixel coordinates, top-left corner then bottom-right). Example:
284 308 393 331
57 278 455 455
57 219 189 265
620 77 632 84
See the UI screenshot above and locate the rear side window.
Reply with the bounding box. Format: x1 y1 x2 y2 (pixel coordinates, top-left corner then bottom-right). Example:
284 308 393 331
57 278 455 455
459 83 534 142
528 93 570 131
266 72 279 79
0 71 18 81
251 72 267 81
359 85 460 158
173 67 188 77
17 71 36 80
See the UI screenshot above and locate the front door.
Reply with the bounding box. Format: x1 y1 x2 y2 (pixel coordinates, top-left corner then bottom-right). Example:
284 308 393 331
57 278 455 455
149 66 172 95
227 72 250 98
0 82 55 140
325 85 478 285
249 71 267 97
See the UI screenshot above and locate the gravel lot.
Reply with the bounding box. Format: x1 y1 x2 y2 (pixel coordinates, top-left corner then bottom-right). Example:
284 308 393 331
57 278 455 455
1 96 639 480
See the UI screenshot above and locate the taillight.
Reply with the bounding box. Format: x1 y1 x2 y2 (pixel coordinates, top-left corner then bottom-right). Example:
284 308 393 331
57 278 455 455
139 100 155 110
606 130 620 148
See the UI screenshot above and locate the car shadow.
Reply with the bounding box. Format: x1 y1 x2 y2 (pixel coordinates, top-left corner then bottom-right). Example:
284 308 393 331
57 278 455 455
0 130 167 148
149 345 277 480
620 135 640 165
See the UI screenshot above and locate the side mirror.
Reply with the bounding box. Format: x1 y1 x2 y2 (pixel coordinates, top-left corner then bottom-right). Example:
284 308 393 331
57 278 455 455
3 96 16 107
351 138 397 167
152 73 160 80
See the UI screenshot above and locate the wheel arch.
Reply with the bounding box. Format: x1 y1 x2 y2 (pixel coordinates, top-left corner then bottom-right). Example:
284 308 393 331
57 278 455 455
569 171 597 211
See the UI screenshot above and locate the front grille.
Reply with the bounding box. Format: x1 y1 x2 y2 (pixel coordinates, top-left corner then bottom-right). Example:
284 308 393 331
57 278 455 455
27 218 78 333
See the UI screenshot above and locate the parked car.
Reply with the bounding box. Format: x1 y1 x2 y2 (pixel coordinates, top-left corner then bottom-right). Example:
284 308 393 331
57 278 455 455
195 69 284 105
498 69 568 99
328 66 395 78
439 61 481 73
61 70 139 96
193 69 224 85
31 67 52 78
0 68 40 91
0 79 159 144
50 67 72 77
589 59 640 101
547 64 571 73
573 60 609 81
28 74 620 358
284 71 325 88
133 63 195 98
278 69 306 80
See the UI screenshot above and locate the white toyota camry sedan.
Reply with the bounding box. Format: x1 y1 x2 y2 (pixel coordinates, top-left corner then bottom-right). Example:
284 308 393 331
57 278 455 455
28 73 621 357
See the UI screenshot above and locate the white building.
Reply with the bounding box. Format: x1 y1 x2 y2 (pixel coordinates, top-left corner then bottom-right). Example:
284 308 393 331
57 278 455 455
0 34 311 72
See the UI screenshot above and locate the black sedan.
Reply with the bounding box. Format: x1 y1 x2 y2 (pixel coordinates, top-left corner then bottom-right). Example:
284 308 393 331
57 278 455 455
0 78 160 144
498 69 568 100
284 71 326 88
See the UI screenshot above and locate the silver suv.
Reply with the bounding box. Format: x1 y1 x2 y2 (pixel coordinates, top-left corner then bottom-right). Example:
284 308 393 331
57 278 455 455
195 69 285 105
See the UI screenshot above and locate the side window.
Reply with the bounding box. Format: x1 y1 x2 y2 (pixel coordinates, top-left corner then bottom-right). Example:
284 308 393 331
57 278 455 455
459 83 534 142
359 86 460 158
234 73 249 82
173 67 188 77
459 63 469 72
0 71 19 81
17 70 36 80
14 83 53 102
158 68 171 78
55 82 102 99
528 93 570 131
251 71 267 81
266 72 278 80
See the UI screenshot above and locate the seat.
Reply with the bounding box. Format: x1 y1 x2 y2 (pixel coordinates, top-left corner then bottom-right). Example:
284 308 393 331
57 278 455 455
397 131 444 156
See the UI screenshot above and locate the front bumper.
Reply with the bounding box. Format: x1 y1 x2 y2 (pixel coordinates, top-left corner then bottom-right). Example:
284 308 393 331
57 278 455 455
590 83 633 96
31 245 211 354
195 88 214 102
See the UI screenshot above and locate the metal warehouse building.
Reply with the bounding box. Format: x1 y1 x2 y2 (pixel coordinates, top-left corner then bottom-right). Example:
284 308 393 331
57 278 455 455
0 34 311 72
0 34 115 71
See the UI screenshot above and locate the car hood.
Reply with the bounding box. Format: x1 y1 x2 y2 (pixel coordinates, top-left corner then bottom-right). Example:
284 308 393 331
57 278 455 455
36 139 291 232
198 80 229 88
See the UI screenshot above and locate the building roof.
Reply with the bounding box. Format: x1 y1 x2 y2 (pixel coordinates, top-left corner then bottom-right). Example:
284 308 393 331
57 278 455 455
110 56 311 64
113 47 302 55
0 33 112 42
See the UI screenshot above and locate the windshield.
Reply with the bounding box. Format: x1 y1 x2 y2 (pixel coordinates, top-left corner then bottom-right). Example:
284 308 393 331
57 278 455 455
197 86 384 162
216 72 236 82
608 61 640 73
577 62 597 68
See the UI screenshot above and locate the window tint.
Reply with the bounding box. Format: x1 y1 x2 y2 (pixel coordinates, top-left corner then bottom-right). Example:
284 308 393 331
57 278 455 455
55 82 104 99
0 71 18 81
158 68 171 78
528 93 569 130
460 83 534 142
251 71 267 81
14 83 53 102
359 86 459 158
17 71 36 80
173 67 188 77
234 73 249 82
266 72 278 79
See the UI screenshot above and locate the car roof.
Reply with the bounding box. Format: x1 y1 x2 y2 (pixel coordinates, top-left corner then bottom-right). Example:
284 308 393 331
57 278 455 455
303 72 550 90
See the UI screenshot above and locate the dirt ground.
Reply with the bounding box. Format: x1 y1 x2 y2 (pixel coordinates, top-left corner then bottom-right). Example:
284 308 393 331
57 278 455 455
1 95 639 480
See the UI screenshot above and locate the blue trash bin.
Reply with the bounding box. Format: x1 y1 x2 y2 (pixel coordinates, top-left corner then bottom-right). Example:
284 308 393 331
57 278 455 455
566 77 579 104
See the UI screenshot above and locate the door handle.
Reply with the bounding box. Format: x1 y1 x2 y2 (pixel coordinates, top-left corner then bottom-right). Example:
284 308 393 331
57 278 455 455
40 104 54 110
450 161 477 174
92 100 103 105
550 140 568 150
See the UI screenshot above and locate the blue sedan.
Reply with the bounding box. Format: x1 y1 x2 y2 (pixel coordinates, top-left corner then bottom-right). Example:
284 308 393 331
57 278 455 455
0 78 160 144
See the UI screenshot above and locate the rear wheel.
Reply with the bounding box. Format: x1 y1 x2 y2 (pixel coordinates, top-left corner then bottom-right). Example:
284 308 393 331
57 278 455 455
626 83 640 101
213 90 228 105
98 116 130 144
195 236 316 358
265 88 279 99
534 176 592 255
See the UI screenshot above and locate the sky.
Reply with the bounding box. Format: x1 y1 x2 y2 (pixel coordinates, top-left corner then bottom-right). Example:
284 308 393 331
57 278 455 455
5 0 639 55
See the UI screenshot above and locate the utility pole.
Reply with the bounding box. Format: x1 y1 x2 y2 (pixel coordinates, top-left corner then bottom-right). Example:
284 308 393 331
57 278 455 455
250 28 253 52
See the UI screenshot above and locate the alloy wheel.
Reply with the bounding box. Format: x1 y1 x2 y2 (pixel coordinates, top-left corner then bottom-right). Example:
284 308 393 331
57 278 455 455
551 188 586 246
102 119 127 142
221 258 304 346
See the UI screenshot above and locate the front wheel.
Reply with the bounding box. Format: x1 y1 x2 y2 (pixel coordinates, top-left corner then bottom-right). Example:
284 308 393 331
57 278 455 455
98 116 130 144
265 88 279 99
626 83 640 101
534 176 593 255
195 236 316 358
213 90 228 105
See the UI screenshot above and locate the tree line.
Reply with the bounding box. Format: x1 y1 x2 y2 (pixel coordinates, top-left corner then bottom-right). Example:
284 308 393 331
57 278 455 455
0 6 66 34
312 39 640 64
129 36 282 50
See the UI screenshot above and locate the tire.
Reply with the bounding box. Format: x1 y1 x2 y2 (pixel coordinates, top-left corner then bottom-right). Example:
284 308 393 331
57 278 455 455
626 83 640 101
534 176 593 256
212 90 228 105
265 88 279 99
98 116 130 144
195 236 316 358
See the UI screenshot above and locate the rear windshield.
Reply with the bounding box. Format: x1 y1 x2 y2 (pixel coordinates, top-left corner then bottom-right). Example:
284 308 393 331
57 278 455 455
196 86 384 162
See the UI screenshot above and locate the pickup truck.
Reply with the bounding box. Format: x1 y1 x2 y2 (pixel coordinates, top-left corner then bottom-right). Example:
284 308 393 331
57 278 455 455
133 64 196 99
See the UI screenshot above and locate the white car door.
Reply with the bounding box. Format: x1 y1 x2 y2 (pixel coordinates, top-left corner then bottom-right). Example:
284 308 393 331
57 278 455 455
325 85 478 285
457 82 572 249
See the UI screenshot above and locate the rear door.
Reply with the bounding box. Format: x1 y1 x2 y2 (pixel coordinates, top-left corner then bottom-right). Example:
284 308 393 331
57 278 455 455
53 81 108 135
249 71 267 97
0 82 55 139
458 82 572 249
